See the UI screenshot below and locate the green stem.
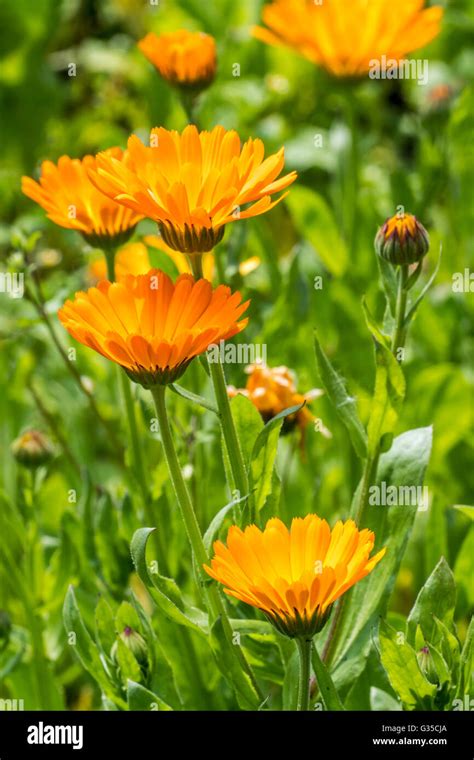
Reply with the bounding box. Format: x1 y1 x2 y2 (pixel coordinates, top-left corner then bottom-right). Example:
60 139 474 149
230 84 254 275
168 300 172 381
296 637 312 711
208 358 251 509
187 254 205 279
150 384 263 702
391 264 409 358
180 92 200 127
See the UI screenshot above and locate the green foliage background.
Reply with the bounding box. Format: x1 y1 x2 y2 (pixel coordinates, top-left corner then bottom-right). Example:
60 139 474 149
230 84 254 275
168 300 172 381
0 0 473 711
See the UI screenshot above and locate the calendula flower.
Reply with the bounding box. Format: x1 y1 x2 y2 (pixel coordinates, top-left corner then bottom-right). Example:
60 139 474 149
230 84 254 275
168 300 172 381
89 242 152 282
205 515 386 638
89 125 297 253
11 429 54 469
22 150 143 248
58 270 249 388
253 0 443 78
138 30 217 92
375 211 429 265
228 364 329 442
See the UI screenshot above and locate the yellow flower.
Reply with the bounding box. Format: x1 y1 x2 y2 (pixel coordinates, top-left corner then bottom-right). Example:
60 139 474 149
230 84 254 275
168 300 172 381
89 125 297 253
89 242 151 282
138 30 217 91
228 364 329 443
22 150 144 247
253 0 443 78
205 515 386 638
58 270 250 388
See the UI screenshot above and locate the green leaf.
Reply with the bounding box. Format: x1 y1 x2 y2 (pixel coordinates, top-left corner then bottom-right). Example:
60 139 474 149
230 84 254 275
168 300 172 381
453 505 474 521
115 637 142 686
282 649 299 711
370 687 401 711
170 383 218 415
330 427 433 681
203 496 244 554
404 243 442 327
63 586 126 709
130 529 206 635
126 680 173 711
95 596 116 658
116 601 141 635
312 642 345 711
209 617 260 710
454 525 474 615
407 557 456 646
249 413 285 517
287 185 348 276
379 620 436 709
362 301 406 456
314 332 367 459
229 393 264 468
456 616 474 699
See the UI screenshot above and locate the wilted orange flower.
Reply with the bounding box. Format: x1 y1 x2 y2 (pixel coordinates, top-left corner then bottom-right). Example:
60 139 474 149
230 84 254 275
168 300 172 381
89 242 151 282
253 0 443 78
58 270 249 387
205 515 386 638
138 30 217 91
22 150 144 247
228 364 328 441
89 125 297 253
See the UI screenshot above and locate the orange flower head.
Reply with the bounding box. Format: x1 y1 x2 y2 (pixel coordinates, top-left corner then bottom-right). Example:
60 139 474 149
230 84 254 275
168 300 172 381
138 30 217 91
375 211 429 265
58 270 249 388
22 150 144 247
88 125 297 253
228 363 327 440
205 515 386 638
253 0 443 78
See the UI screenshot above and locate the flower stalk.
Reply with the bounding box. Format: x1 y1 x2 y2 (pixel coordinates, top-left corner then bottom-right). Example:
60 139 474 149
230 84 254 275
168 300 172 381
150 383 263 702
296 637 312 711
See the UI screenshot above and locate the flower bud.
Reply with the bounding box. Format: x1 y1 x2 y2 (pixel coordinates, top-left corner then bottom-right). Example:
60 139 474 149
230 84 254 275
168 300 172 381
111 626 149 671
417 645 438 684
375 212 429 265
11 429 54 469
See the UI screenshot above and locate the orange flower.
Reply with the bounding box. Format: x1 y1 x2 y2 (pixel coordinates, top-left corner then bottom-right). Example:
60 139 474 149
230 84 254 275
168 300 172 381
22 150 144 247
253 0 443 78
205 515 386 638
58 270 250 388
89 125 297 253
138 30 216 91
89 242 151 282
375 211 429 265
228 364 328 441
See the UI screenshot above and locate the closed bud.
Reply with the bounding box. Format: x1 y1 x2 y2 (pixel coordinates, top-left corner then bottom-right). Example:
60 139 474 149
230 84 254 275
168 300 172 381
111 626 149 671
417 644 438 684
375 212 429 265
11 429 54 468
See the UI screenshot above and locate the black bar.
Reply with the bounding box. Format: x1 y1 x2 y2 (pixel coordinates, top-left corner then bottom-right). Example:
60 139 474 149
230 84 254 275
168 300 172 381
0 710 471 757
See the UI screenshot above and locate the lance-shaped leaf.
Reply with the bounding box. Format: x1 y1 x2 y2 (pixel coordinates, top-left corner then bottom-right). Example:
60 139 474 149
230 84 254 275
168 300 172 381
379 620 436 709
314 332 367 459
407 557 456 646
